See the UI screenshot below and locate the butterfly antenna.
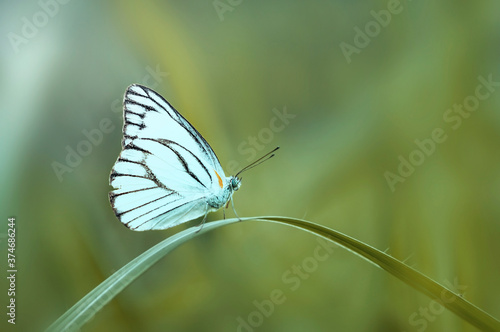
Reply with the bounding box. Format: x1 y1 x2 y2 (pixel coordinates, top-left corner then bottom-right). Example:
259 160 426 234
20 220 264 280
235 146 279 178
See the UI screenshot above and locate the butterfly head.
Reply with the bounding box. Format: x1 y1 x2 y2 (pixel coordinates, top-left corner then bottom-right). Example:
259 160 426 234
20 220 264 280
230 176 241 192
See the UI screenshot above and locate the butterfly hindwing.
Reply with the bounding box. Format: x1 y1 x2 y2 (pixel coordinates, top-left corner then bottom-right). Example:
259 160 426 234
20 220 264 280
109 142 209 230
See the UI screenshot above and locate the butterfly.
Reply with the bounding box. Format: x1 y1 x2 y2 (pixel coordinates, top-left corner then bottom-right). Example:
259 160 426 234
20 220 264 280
109 84 278 231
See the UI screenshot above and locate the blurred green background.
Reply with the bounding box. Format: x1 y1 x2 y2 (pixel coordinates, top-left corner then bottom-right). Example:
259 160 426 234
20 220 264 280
1 1 499 331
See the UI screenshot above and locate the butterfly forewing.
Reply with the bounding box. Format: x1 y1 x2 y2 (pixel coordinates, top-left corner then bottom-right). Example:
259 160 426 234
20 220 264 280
123 85 224 176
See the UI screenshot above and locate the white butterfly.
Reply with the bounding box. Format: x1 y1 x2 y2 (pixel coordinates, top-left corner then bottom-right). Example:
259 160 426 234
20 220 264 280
109 84 277 231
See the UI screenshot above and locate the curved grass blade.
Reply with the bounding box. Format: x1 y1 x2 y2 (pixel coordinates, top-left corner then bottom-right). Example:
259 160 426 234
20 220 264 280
260 216 500 332
46 218 240 332
47 216 500 331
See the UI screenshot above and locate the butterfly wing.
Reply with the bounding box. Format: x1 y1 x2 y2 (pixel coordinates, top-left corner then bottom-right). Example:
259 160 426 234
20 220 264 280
109 84 225 231
121 84 224 176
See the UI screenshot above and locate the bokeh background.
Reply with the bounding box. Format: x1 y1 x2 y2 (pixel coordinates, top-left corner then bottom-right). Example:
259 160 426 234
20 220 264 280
1 1 499 331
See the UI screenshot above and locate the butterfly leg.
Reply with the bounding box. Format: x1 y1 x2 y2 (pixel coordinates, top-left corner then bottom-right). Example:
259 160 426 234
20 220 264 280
195 205 210 233
231 197 241 222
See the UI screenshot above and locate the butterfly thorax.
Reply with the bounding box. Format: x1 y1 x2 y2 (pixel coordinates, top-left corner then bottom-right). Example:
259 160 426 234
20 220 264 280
206 176 241 210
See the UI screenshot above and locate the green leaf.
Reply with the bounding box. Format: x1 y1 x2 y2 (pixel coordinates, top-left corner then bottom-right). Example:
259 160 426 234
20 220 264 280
46 217 500 331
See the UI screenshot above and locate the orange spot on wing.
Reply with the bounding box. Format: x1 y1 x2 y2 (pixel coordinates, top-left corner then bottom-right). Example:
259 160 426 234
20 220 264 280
214 170 223 188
